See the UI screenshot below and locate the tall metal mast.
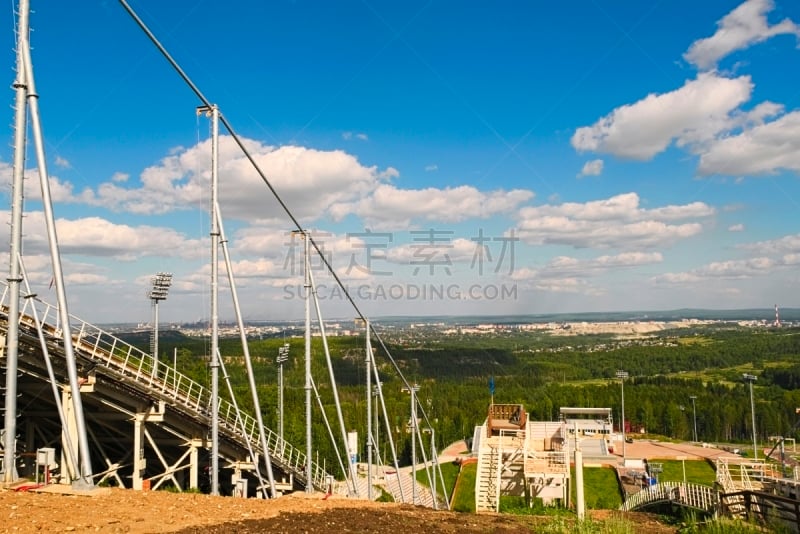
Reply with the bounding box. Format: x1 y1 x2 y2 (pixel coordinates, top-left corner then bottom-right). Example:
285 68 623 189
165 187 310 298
13 0 95 488
3 0 30 484
302 231 313 493
208 104 221 495
365 320 373 500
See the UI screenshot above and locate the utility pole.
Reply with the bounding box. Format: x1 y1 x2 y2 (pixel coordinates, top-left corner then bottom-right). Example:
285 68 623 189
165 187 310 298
616 370 628 462
689 395 698 443
743 374 758 460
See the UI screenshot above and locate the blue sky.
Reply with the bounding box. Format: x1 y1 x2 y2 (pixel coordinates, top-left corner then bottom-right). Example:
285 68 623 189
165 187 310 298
1 0 800 323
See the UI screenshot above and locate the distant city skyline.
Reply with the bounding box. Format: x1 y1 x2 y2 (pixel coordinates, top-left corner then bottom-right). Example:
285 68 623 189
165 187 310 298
1 1 799 323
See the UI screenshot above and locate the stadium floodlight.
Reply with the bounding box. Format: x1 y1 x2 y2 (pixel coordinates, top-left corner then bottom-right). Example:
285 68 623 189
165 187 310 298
277 343 290 440
147 272 172 377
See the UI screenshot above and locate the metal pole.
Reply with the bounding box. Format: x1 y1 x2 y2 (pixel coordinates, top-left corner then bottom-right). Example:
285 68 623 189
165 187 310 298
403 384 419 505
616 370 628 462
21 4 94 487
214 201 275 497
279 358 284 440
277 343 289 442
365 320 373 500
690 396 698 443
744 374 758 460
412 386 417 505
152 299 159 376
3 0 30 484
209 104 220 495
303 232 313 493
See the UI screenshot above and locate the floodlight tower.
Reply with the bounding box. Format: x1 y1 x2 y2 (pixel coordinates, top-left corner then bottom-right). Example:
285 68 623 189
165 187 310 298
743 373 758 460
147 272 172 376
616 370 628 461
276 343 290 440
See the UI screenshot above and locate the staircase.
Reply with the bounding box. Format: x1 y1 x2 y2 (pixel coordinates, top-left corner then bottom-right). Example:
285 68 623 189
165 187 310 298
474 423 498 512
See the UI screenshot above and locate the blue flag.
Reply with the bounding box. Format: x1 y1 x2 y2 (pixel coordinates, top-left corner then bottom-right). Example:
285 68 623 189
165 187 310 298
489 375 495 395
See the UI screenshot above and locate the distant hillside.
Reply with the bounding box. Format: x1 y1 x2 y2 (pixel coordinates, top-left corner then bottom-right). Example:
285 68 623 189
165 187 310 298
375 308 800 326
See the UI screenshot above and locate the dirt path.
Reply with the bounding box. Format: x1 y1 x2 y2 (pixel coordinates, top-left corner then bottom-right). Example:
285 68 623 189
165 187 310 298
0 485 678 533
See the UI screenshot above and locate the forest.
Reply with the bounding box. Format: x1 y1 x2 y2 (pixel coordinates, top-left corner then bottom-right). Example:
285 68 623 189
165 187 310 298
126 324 800 479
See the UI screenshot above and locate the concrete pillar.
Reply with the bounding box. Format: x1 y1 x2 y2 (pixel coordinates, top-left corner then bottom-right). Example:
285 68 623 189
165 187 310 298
189 438 204 490
132 414 146 490
60 387 78 484
575 449 585 519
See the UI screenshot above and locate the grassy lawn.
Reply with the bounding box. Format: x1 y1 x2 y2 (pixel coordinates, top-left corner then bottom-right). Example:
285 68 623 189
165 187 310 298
570 466 623 510
654 459 716 486
414 460 460 504
451 461 476 512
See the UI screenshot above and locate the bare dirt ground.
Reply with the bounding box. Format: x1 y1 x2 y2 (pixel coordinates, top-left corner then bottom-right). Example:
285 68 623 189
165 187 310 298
0 486 679 533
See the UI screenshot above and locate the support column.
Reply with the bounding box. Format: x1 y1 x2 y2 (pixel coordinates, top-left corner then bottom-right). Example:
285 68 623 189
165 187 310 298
132 414 146 491
189 438 204 490
60 387 79 484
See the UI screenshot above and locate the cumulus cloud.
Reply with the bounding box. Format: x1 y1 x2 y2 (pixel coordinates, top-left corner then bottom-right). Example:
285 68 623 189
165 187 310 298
698 110 800 175
0 210 204 261
55 156 71 169
654 257 776 285
425 164 438 172
516 192 713 249
517 252 663 280
330 184 534 229
571 73 753 160
738 232 800 256
684 0 800 70
654 231 800 286
729 223 745 232
578 159 604 177
57 137 396 222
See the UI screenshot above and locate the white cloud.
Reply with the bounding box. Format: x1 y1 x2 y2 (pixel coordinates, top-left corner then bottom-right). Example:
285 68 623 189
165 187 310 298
738 233 800 256
342 131 368 141
516 193 712 249
571 73 753 160
425 164 438 172
653 231 800 286
55 156 71 169
698 110 800 175
684 0 800 70
57 137 395 222
578 159 604 177
111 172 129 183
529 251 663 279
0 210 204 261
330 184 534 229
728 223 745 232
386 237 481 266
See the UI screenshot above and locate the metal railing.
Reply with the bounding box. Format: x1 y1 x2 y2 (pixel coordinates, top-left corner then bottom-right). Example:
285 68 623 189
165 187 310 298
1 283 331 490
621 481 718 512
720 490 800 531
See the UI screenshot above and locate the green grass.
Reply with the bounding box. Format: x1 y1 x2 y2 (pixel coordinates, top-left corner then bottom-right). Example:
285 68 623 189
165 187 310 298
413 460 460 504
570 466 623 510
451 461 476 512
656 459 716 486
